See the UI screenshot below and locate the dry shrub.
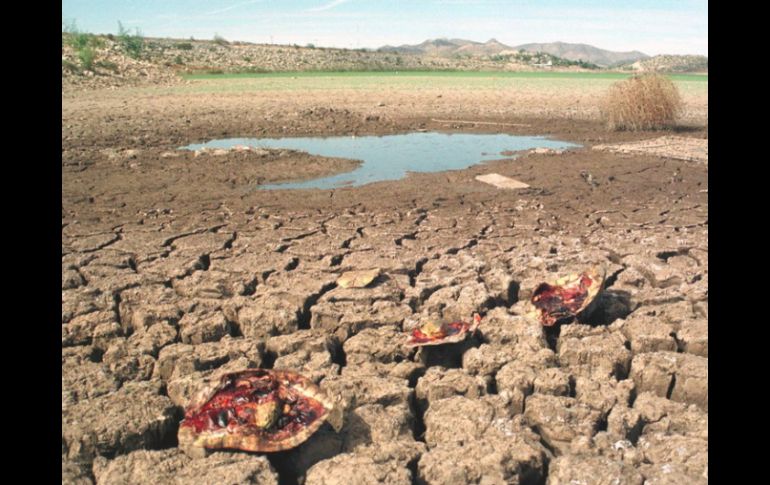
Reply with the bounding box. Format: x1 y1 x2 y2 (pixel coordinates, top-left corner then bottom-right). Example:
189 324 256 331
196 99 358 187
601 74 682 131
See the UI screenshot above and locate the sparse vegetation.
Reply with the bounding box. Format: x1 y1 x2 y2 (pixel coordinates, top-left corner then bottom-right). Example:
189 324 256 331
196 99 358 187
78 47 96 71
62 20 100 71
213 34 230 46
117 21 144 58
69 31 91 50
175 42 194 50
601 73 682 131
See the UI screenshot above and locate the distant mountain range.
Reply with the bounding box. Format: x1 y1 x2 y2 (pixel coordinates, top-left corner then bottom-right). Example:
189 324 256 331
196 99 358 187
379 39 651 67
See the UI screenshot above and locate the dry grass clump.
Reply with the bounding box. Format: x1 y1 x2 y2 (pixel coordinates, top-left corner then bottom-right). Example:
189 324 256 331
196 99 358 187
601 74 682 131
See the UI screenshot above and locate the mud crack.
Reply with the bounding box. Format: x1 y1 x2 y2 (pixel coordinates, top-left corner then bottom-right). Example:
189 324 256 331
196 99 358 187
161 225 227 247
297 282 337 330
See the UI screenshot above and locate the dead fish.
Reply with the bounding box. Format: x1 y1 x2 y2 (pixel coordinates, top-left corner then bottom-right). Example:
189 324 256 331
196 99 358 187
527 266 606 326
406 314 481 347
178 369 338 457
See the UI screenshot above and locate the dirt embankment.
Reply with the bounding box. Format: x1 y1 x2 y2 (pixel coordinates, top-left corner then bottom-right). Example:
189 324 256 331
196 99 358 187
64 145 362 204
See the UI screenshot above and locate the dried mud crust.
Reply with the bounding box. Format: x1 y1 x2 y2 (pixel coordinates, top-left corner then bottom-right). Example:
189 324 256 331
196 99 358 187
62 146 362 208
593 136 708 164
62 87 707 484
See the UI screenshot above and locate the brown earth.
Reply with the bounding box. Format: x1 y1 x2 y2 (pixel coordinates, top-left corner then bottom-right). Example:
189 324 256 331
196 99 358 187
62 82 707 484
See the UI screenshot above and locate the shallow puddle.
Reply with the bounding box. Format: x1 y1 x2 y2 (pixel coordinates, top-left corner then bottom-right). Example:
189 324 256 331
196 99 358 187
183 132 580 189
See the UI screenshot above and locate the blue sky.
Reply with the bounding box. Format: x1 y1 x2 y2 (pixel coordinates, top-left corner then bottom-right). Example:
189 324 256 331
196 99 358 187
61 1 707 56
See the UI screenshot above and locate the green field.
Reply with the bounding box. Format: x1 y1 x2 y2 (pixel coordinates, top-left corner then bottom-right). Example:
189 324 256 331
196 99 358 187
182 70 707 82
160 70 706 97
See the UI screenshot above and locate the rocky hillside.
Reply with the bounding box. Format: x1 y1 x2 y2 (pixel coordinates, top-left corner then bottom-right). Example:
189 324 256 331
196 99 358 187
515 42 648 67
381 38 514 58
621 55 708 73
62 33 703 91
62 33 600 90
62 33 179 90
381 39 649 67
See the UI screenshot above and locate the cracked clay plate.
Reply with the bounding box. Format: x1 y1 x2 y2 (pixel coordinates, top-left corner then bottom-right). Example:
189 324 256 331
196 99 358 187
336 268 381 288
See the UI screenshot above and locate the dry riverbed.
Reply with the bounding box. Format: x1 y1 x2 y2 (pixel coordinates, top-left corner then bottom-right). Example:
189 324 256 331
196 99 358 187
62 79 708 485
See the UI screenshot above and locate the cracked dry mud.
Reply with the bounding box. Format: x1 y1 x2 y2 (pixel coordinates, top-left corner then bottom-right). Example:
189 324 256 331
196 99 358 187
62 85 707 484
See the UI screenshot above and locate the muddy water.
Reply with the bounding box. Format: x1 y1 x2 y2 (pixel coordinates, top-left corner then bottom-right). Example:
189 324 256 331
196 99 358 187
184 132 579 189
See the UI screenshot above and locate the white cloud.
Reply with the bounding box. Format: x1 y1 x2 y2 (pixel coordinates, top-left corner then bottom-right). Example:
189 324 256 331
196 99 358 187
307 0 351 13
433 0 508 4
205 1 264 16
